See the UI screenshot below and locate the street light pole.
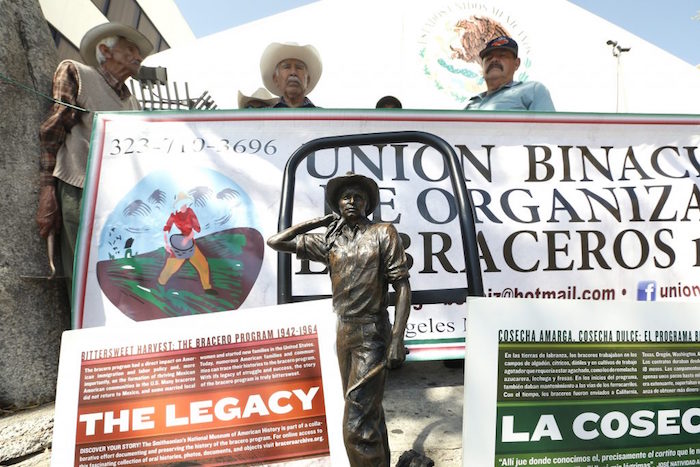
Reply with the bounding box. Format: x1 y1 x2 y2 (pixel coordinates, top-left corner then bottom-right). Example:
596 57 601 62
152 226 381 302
606 40 631 112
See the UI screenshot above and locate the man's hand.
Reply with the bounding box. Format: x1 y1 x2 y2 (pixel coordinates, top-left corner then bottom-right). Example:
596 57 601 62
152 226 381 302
36 185 61 238
387 338 407 369
318 213 338 226
267 213 339 254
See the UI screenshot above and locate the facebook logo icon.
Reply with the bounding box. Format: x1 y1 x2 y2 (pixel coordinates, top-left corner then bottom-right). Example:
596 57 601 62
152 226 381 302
637 281 657 301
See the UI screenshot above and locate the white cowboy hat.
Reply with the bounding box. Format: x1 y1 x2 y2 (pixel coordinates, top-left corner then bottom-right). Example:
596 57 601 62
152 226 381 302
260 42 323 96
80 22 154 68
237 87 279 108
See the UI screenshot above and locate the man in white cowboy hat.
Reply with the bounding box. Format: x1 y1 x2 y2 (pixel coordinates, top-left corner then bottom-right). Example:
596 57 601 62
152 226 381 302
237 87 279 109
267 172 411 466
35 22 153 303
260 41 322 108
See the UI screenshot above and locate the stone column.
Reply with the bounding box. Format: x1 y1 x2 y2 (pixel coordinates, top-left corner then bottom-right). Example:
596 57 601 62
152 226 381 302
0 0 69 409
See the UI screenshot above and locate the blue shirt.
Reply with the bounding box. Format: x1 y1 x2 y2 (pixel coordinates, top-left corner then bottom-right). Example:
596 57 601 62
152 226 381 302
465 80 555 111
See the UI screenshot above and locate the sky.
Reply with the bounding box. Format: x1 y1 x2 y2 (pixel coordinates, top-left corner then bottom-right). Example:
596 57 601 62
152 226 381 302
174 0 700 66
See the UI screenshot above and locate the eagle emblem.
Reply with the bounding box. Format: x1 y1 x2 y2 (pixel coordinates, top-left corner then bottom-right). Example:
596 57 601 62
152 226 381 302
450 16 510 64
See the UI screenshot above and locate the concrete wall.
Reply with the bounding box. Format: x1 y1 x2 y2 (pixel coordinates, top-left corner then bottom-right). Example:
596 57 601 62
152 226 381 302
0 0 69 409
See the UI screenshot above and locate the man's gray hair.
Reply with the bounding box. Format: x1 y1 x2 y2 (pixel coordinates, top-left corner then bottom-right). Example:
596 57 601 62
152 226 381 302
95 36 119 65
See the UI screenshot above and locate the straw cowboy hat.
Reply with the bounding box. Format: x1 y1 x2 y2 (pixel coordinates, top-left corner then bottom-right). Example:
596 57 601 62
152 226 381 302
80 22 154 68
237 87 279 108
325 172 379 216
260 42 323 96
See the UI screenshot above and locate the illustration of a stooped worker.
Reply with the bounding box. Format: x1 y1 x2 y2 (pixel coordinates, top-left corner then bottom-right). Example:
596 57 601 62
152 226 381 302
157 192 216 295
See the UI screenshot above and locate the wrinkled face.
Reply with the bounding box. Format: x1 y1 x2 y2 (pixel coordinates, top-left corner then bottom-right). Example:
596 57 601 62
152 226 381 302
338 185 368 221
103 37 143 78
481 49 520 84
273 59 309 98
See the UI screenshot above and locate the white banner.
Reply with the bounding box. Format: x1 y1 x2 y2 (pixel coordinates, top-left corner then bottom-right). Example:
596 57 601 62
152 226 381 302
53 300 349 466
76 110 700 358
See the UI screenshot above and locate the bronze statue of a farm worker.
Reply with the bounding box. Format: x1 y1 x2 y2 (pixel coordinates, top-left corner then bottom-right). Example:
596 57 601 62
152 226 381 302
267 172 411 466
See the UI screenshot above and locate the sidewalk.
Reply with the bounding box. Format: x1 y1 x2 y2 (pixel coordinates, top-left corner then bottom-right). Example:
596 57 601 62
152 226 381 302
386 360 465 466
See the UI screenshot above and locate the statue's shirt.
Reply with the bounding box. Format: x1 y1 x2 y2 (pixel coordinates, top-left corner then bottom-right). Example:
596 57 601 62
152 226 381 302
297 221 408 321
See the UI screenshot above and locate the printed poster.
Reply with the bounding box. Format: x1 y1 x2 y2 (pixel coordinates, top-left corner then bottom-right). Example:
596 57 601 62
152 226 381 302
463 297 700 466
52 300 349 466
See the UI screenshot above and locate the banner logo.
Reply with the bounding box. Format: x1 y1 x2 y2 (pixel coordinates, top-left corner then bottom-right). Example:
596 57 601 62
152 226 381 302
637 281 657 301
97 168 264 320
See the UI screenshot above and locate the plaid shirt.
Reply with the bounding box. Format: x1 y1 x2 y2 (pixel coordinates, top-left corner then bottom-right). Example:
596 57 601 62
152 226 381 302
39 62 133 187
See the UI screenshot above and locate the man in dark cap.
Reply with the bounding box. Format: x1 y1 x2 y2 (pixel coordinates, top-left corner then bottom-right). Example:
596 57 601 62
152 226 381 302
465 35 555 111
267 172 411 466
35 23 152 302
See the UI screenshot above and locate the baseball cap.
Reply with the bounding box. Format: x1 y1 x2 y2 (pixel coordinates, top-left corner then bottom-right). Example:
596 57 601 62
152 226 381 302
479 36 518 59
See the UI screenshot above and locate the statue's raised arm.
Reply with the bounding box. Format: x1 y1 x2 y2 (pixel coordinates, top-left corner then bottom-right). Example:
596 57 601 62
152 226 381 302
266 213 336 253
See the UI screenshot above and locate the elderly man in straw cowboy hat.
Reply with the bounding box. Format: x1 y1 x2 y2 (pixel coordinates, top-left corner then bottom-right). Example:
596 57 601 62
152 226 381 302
237 87 279 109
35 23 152 302
260 41 322 108
267 172 411 466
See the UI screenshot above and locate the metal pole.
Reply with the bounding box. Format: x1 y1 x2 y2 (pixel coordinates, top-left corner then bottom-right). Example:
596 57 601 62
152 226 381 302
615 52 620 113
275 131 484 305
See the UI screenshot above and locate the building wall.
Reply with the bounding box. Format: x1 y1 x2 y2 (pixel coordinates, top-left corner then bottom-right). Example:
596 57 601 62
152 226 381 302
39 0 194 62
